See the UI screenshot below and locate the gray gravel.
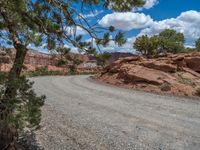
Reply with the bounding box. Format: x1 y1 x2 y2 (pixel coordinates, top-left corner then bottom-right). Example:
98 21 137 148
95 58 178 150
32 75 200 150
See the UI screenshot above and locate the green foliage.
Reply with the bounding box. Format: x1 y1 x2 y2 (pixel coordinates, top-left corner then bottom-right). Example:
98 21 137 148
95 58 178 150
86 46 97 56
57 59 68 67
134 29 185 56
115 32 126 46
159 29 184 53
73 59 83 66
68 65 77 75
0 0 142 54
160 82 171 92
68 58 84 75
0 1 145 145
96 52 111 66
102 33 110 46
95 33 110 47
159 29 184 43
133 35 160 56
56 47 84 75
196 87 200 96
56 47 71 55
183 47 196 53
104 0 145 11
195 38 200 51
0 74 45 129
24 66 66 77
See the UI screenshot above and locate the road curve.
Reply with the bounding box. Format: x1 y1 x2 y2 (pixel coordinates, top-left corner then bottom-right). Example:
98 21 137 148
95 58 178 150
32 75 200 150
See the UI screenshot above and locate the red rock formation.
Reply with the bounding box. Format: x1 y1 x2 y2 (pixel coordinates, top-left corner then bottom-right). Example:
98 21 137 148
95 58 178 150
0 48 96 73
97 52 200 97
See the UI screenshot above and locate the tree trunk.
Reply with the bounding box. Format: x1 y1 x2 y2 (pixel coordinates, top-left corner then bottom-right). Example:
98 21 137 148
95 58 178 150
0 8 27 150
4 43 27 99
1 43 27 150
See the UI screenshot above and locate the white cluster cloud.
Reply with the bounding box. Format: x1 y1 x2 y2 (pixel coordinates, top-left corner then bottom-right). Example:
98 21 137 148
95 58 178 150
95 36 136 53
99 12 153 31
139 10 200 45
79 10 103 19
98 10 200 52
65 26 87 35
60 9 200 53
143 0 159 9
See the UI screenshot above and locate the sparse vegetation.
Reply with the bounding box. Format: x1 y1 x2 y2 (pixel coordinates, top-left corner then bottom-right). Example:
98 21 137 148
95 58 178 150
96 52 111 67
160 82 172 91
177 74 196 87
196 87 200 96
23 66 66 77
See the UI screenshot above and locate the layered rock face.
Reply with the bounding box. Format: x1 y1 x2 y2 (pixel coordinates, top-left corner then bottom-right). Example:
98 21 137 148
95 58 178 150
0 49 60 72
0 48 97 73
96 52 200 97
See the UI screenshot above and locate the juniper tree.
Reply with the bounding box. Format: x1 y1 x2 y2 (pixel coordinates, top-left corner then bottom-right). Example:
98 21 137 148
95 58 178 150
134 29 185 56
159 29 185 53
0 0 145 149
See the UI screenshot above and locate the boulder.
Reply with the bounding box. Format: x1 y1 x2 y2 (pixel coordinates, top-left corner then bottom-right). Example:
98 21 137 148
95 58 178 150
118 64 173 85
185 57 200 72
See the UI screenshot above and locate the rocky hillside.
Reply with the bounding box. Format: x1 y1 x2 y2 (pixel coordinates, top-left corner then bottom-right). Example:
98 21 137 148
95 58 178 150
96 52 200 97
0 48 95 73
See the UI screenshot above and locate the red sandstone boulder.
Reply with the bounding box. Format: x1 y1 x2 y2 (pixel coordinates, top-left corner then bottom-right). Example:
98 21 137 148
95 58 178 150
185 57 200 72
119 64 166 85
140 61 177 73
97 52 200 97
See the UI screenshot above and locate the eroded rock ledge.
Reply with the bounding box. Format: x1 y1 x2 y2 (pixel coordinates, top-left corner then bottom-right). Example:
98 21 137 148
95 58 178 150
96 52 200 97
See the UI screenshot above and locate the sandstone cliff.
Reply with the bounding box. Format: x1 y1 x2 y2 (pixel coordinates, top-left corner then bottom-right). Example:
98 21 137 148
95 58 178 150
0 48 95 73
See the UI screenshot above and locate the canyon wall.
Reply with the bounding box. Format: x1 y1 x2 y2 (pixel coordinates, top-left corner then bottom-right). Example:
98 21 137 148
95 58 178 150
0 48 92 72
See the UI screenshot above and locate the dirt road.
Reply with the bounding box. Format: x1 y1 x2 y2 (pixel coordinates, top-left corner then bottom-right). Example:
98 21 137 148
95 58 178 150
32 75 200 150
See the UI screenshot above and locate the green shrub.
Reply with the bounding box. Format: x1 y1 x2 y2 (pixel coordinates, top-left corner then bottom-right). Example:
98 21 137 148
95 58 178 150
160 82 171 91
196 87 200 96
24 66 66 77
0 74 45 130
133 29 186 57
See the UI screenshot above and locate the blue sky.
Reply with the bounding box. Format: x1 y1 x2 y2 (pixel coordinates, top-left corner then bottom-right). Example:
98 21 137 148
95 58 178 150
69 0 200 53
143 0 200 20
3 0 198 53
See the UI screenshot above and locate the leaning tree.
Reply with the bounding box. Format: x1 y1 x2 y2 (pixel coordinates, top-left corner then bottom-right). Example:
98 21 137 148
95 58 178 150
0 0 145 149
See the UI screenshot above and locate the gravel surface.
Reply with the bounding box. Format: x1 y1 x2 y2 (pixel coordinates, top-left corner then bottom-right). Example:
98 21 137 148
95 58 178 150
32 75 200 150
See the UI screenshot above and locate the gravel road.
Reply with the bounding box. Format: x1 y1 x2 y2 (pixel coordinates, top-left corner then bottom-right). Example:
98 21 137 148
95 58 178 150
32 75 200 150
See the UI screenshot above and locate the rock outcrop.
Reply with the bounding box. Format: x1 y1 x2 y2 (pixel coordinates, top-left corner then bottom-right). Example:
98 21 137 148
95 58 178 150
0 48 98 74
96 52 200 97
